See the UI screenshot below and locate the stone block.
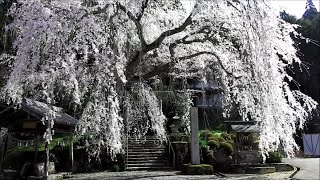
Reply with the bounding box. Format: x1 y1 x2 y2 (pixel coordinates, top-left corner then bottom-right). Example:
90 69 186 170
34 162 55 176
268 163 294 172
181 164 214 175
245 166 276 174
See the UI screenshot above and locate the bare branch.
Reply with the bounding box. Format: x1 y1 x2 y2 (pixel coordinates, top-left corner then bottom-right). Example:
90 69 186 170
226 0 241 12
137 0 149 21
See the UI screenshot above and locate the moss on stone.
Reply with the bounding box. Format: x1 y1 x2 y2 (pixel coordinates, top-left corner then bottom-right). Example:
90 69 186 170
181 164 214 175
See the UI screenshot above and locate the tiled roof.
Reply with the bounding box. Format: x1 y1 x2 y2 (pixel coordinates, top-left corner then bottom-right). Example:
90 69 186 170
231 124 260 133
21 98 78 127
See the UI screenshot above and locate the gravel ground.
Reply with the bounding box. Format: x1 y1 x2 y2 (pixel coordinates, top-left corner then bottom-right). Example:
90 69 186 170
63 170 295 180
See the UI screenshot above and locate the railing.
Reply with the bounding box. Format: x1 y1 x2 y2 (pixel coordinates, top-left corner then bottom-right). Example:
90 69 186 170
125 135 129 170
167 138 176 170
121 134 129 170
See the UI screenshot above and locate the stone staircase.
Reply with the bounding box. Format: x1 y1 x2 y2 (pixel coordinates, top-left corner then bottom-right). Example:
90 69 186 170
125 136 171 171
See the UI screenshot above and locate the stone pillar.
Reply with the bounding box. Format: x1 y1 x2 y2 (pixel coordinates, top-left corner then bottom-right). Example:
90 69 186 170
190 107 200 164
44 141 49 177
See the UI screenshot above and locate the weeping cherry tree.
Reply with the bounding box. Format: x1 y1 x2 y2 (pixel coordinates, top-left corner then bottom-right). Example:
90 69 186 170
0 0 318 159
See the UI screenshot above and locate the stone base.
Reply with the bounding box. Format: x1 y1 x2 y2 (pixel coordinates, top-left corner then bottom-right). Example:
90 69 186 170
268 163 294 172
181 164 214 175
237 150 261 164
230 163 293 174
245 167 276 174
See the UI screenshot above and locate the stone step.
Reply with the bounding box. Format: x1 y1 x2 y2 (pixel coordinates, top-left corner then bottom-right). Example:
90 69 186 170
126 160 168 164
127 148 164 151
127 136 159 141
127 139 164 142
126 155 167 159
127 138 162 140
127 148 166 152
128 141 164 146
126 154 167 159
127 141 164 145
125 166 172 171
127 147 166 149
245 167 276 174
126 156 165 160
126 136 171 170
127 143 164 146
127 162 167 167
128 144 166 149
126 151 166 155
126 159 168 164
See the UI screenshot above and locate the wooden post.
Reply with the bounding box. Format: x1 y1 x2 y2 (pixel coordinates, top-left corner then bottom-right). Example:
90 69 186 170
33 136 39 163
0 134 8 173
190 107 200 164
235 133 238 164
69 134 74 172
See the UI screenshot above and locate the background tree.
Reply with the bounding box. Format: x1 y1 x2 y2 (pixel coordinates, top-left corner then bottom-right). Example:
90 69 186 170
0 0 318 159
0 0 14 88
303 0 318 20
281 0 320 134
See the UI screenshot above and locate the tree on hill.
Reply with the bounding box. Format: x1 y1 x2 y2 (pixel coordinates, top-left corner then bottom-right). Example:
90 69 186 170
0 0 318 159
303 0 318 20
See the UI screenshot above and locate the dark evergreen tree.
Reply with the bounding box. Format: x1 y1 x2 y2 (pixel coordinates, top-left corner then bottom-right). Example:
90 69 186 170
303 0 318 19
280 10 297 24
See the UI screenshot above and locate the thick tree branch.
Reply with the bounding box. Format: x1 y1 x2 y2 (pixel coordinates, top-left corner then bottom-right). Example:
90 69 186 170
134 50 237 83
126 12 194 80
146 13 193 52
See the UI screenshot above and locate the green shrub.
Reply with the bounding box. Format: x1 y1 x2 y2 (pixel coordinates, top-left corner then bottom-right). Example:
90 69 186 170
266 151 282 163
199 139 207 148
111 164 121 172
220 142 234 155
208 140 219 150
221 132 234 141
206 131 213 138
199 130 211 139
199 130 235 155
181 164 214 175
213 136 225 142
